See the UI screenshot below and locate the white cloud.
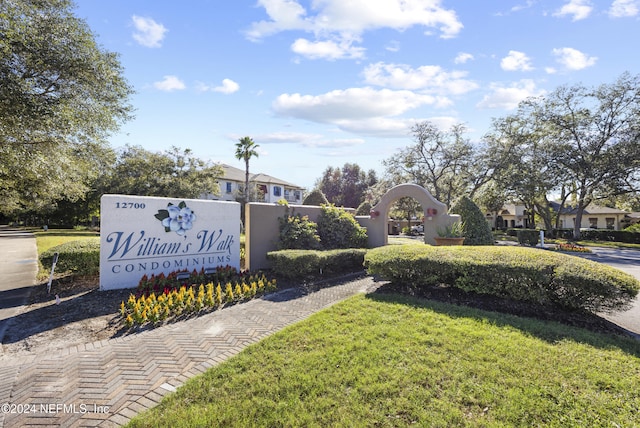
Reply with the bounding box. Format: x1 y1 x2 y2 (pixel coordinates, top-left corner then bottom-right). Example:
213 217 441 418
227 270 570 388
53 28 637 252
251 131 324 144
552 47 597 70
248 0 463 60
302 138 366 148
553 0 593 21
196 79 240 94
237 132 365 149
385 40 401 52
477 79 545 110
454 52 474 64
362 62 478 95
291 37 365 60
153 75 186 92
609 0 639 17
273 87 442 123
214 79 240 94
500 50 534 71
132 16 167 48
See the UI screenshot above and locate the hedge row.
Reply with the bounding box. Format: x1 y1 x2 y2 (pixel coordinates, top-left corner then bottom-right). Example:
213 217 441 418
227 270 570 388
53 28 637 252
578 229 640 244
364 244 639 313
266 249 367 280
40 238 101 276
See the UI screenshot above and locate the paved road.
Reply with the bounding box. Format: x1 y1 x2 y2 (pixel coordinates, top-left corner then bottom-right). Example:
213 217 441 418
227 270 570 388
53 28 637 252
0 226 38 343
571 246 640 338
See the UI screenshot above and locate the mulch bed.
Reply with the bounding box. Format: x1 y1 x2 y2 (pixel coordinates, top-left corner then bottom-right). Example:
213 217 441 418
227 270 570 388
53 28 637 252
373 281 632 338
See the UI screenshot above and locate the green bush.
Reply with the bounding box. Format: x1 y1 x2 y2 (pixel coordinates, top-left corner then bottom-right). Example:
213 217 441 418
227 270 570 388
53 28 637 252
579 229 640 244
277 213 321 250
624 223 640 233
317 204 368 249
302 189 329 206
355 201 372 216
267 249 367 280
40 238 100 276
450 196 493 245
517 229 540 246
364 244 639 313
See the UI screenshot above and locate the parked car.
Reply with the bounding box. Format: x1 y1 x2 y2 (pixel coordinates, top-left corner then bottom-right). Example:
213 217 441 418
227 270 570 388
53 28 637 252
411 224 424 234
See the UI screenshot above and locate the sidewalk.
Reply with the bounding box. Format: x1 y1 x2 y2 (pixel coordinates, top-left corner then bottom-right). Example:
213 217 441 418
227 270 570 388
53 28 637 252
0 226 38 347
0 275 377 427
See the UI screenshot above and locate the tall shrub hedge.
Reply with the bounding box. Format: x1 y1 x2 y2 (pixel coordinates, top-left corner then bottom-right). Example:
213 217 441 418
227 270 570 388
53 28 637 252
317 204 368 249
449 196 494 245
364 244 639 313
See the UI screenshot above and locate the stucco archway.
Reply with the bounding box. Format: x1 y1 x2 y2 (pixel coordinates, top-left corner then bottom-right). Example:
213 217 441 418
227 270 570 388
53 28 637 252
357 184 460 247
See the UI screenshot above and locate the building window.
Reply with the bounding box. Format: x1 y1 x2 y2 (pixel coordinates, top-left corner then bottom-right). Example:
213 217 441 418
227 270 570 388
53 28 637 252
589 218 598 229
294 190 301 201
273 186 282 197
606 218 615 229
226 182 232 193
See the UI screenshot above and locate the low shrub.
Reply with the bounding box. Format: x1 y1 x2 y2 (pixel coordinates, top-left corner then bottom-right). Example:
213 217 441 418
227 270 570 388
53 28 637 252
39 238 100 276
364 244 639 313
579 229 640 244
517 229 540 246
302 189 329 206
317 204 368 249
267 248 367 280
277 213 321 250
625 223 640 233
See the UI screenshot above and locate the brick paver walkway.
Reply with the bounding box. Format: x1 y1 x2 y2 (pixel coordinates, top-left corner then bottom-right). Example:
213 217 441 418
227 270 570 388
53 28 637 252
0 276 377 427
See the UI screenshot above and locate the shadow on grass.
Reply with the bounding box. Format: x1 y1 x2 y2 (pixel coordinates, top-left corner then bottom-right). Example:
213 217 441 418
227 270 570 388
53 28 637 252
366 283 640 358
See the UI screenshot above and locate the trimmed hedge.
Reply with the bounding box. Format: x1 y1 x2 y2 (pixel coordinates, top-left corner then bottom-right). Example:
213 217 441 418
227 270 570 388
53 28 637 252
517 229 540 246
364 244 639 313
267 249 367 280
40 238 100 276
579 229 640 244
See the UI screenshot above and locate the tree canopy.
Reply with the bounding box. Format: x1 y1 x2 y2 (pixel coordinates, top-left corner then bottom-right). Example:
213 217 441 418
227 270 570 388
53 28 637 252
316 163 378 208
383 122 491 207
103 146 222 199
0 0 133 216
485 72 640 237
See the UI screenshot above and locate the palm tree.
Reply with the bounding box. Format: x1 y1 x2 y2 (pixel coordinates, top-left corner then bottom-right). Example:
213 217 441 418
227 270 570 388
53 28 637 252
234 136 260 203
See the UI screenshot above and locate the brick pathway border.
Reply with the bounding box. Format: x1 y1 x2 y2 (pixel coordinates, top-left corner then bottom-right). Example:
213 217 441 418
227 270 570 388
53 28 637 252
0 275 378 427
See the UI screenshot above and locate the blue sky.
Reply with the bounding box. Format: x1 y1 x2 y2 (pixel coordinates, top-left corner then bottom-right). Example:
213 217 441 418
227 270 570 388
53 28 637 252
75 0 639 190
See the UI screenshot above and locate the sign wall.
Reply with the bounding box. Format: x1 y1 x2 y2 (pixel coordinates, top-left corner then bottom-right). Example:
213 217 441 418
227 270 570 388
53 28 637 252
100 195 240 290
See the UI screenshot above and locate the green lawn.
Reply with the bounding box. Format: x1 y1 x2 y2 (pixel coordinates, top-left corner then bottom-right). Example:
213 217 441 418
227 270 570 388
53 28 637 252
34 229 99 254
34 229 99 278
127 293 640 427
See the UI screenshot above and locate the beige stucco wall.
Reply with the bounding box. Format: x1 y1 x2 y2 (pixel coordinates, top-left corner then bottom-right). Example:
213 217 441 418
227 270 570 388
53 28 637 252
246 184 458 270
245 203 356 270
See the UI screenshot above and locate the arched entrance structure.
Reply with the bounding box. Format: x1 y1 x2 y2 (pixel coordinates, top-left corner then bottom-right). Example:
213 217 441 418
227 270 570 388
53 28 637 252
357 184 461 247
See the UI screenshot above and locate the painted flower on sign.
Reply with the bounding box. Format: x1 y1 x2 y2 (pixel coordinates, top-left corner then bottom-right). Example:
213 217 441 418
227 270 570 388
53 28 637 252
154 201 196 236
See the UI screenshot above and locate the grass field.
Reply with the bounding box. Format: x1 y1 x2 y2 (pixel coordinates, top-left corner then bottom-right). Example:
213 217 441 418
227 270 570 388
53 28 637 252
34 229 99 255
127 293 640 427
33 229 99 278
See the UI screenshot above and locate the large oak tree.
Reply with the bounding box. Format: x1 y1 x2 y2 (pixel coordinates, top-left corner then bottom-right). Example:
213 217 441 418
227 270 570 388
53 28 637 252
0 0 133 217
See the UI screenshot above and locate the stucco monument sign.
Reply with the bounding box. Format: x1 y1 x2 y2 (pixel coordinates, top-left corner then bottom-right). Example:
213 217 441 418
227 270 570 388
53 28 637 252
100 195 240 290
